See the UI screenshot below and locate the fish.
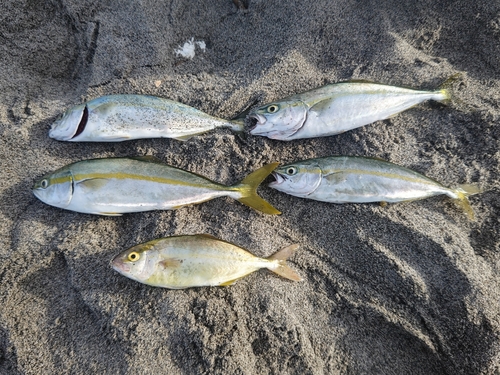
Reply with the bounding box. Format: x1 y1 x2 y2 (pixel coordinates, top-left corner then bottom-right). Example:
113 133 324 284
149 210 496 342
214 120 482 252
248 76 456 140
33 156 280 215
269 156 480 219
111 234 302 289
49 94 245 142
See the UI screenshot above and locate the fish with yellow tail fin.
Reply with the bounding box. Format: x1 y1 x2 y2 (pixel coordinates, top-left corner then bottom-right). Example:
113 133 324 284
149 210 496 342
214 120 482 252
269 156 480 220
111 235 302 289
247 75 459 140
33 157 280 215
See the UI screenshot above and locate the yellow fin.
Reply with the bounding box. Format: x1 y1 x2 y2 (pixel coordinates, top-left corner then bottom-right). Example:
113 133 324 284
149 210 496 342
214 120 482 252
380 201 388 207
197 234 219 240
78 178 109 190
267 244 302 281
453 184 481 221
235 163 281 215
129 155 163 163
219 276 245 286
436 72 463 106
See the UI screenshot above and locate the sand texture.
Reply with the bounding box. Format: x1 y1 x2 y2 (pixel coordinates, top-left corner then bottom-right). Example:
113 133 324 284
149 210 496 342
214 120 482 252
1 0 499 374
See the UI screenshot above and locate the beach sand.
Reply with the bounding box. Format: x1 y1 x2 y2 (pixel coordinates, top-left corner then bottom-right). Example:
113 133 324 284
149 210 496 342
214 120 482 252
1 0 499 373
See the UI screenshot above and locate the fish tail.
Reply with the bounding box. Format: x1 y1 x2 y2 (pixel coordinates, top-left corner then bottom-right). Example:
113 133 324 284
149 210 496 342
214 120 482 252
453 184 481 220
224 118 248 140
435 72 463 105
267 244 302 281
234 162 281 215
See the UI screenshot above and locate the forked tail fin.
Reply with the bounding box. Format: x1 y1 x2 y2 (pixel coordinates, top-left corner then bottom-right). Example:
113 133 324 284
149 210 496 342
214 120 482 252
224 118 248 140
234 162 281 215
267 244 302 281
453 184 481 220
224 118 246 133
436 72 464 107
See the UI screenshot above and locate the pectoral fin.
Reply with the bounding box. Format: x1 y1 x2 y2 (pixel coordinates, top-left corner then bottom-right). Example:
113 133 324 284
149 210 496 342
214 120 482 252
309 98 334 114
159 258 183 269
77 178 109 190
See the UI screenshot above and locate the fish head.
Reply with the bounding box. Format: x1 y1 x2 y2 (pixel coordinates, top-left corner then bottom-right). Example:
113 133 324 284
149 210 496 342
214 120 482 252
33 168 74 208
248 100 308 140
111 242 158 284
49 103 88 141
269 162 322 197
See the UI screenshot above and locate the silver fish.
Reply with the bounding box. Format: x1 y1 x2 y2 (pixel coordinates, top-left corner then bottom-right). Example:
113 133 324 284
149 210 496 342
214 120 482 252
33 156 280 215
270 156 479 219
49 94 244 142
248 78 455 140
111 234 302 289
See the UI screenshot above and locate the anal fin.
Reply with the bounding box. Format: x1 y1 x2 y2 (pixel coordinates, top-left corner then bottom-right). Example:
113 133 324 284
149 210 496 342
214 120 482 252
219 276 245 286
100 212 123 216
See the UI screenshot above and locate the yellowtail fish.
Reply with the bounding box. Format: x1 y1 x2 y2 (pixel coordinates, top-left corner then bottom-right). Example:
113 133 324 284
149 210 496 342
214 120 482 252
49 94 244 142
33 157 280 215
248 77 455 140
270 156 480 219
111 234 302 289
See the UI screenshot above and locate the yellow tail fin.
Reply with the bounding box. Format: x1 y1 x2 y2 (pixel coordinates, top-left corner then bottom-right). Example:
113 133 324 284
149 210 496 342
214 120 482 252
454 184 481 221
436 72 467 108
267 244 302 281
234 162 281 215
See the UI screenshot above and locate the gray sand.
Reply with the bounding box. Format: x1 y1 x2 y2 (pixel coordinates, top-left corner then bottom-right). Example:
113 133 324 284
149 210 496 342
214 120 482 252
1 0 499 374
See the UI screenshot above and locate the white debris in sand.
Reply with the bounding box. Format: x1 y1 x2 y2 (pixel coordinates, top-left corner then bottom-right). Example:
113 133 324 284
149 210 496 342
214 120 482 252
195 40 206 51
174 38 206 59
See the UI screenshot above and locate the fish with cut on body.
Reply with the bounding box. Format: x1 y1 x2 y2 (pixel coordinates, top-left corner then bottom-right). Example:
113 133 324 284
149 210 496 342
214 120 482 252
248 77 456 140
270 156 480 219
49 94 244 142
33 156 280 215
111 234 302 289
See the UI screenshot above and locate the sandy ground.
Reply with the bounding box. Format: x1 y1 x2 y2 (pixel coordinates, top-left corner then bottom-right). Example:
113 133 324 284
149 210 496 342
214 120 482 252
1 0 499 374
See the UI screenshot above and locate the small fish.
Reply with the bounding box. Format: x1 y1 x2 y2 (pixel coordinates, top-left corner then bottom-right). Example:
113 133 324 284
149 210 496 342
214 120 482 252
49 94 244 142
270 156 480 219
248 77 456 140
111 234 302 289
33 156 280 215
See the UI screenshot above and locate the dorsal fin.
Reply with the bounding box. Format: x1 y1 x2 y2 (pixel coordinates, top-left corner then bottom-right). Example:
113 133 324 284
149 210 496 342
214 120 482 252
197 234 219 240
129 155 164 164
345 79 377 84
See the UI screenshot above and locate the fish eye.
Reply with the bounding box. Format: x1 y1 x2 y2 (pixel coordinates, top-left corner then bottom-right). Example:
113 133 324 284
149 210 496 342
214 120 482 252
40 179 49 189
267 104 279 113
128 252 140 262
286 166 298 175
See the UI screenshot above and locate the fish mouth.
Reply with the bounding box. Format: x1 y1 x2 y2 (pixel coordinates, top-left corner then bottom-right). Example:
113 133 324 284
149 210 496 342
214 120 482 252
248 113 267 132
111 256 130 274
49 104 88 141
269 171 286 187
